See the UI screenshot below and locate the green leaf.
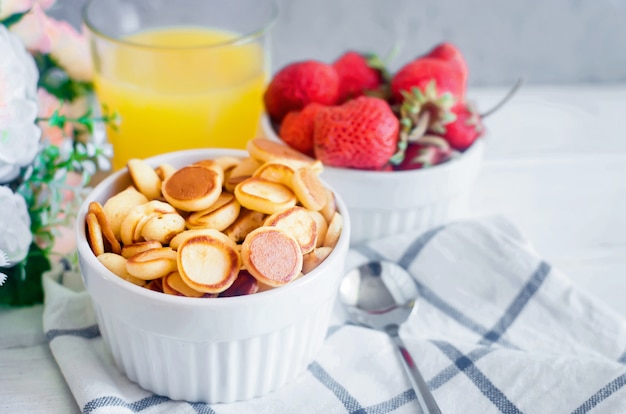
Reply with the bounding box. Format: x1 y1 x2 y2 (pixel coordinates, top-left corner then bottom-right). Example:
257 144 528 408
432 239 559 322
34 53 94 102
48 110 67 129
0 10 30 28
0 243 50 306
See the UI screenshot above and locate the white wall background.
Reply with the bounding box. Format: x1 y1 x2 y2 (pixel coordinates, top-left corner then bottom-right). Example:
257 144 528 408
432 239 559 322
52 0 626 86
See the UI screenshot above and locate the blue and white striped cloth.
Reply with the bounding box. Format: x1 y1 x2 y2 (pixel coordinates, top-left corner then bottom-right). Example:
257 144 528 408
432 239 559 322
43 216 626 413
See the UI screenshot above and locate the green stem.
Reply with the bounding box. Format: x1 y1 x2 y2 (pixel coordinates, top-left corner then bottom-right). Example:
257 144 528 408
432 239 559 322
36 116 113 123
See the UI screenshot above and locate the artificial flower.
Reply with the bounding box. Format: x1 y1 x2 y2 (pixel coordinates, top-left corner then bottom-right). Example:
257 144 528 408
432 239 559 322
0 0 55 20
0 7 114 306
0 185 32 265
46 19 94 82
0 24 40 183
8 3 51 53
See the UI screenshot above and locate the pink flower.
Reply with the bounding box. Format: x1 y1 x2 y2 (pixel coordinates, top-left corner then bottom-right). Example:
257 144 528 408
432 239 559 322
8 4 51 53
7 2 93 82
0 0 55 20
37 88 91 146
46 19 94 82
37 88 67 146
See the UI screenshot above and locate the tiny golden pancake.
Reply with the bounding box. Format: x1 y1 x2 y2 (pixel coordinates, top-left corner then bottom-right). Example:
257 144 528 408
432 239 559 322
192 159 225 183
126 247 178 280
224 174 250 194
241 227 303 287
169 228 236 251
120 200 177 246
224 157 261 193
161 275 180 296
234 177 297 215
319 187 337 223
212 156 242 176
323 212 343 248
97 253 146 286
247 138 315 169
186 192 241 231
154 163 177 181
103 186 149 241
177 235 241 294
227 157 262 180
309 211 328 248
264 206 318 254
224 208 266 243
253 160 297 187
127 158 163 200
302 247 332 274
291 167 327 211
88 201 121 254
86 212 105 256
121 240 163 259
164 271 206 298
162 165 223 212
141 213 186 244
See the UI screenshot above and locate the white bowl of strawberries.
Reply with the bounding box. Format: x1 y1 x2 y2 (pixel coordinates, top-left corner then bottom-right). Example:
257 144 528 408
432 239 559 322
262 43 488 244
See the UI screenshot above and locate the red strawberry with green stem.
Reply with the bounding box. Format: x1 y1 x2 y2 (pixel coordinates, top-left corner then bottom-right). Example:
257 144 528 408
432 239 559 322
395 138 452 171
314 96 399 170
333 51 389 103
422 42 468 95
441 102 484 151
278 103 325 157
390 57 463 149
389 45 468 165
440 78 523 151
391 57 465 104
263 60 340 122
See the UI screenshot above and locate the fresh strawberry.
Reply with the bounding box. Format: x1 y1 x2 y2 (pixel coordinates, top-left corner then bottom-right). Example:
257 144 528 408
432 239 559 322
441 102 484 151
278 103 325 157
391 57 464 103
422 42 468 94
314 96 399 169
219 270 258 297
395 141 452 171
333 51 387 103
390 57 463 144
263 60 340 122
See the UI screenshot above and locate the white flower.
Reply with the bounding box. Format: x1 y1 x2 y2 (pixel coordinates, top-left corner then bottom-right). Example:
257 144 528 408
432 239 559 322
0 24 41 183
0 185 32 266
0 249 8 285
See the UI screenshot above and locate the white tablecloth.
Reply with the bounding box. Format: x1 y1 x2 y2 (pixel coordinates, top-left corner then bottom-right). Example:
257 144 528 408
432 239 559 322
2 85 626 413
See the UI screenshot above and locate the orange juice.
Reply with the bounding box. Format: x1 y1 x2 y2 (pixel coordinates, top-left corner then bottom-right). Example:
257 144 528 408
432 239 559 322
94 27 267 170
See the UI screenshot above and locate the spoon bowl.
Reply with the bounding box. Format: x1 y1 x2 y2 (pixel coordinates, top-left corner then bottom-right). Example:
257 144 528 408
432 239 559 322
339 260 442 414
340 261 419 331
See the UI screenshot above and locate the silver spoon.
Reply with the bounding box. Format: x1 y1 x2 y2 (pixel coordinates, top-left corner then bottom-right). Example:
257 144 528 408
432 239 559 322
339 261 442 414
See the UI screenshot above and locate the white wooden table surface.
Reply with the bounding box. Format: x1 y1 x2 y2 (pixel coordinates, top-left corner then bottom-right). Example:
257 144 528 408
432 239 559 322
1 84 625 413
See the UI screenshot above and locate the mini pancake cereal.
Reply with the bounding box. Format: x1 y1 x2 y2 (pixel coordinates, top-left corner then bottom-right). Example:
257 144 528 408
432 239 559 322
241 227 302 287
84 138 344 298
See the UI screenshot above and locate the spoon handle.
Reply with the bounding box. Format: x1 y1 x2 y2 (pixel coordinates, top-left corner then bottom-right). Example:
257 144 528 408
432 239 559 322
389 333 442 414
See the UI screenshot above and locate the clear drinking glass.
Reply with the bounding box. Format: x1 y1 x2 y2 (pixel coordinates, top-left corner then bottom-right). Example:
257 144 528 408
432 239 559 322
83 0 277 170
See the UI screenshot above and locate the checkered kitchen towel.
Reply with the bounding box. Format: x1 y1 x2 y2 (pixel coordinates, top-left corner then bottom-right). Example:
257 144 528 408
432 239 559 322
43 216 626 413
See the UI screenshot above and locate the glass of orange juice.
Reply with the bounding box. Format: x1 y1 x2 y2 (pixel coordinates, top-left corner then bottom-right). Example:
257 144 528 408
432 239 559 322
83 0 277 170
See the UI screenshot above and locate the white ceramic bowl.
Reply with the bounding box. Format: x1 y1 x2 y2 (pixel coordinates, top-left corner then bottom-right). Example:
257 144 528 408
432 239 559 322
75 148 351 403
261 114 484 244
